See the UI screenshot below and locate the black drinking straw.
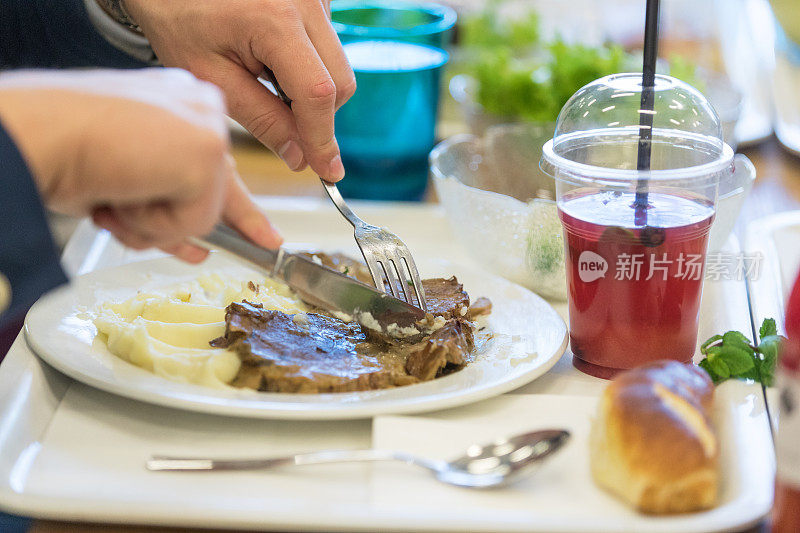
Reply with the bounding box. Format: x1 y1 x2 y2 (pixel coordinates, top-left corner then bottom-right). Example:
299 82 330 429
634 0 660 217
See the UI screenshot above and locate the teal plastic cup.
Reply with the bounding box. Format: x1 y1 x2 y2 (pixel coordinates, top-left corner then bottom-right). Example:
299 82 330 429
331 2 455 200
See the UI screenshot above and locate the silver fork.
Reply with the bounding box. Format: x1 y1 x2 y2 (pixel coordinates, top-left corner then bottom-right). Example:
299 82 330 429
261 68 427 310
321 181 427 311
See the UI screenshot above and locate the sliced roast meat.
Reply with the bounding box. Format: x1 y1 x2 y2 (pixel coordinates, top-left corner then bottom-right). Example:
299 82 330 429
299 252 470 320
420 277 470 319
405 319 475 381
213 301 417 393
211 253 493 394
468 297 493 319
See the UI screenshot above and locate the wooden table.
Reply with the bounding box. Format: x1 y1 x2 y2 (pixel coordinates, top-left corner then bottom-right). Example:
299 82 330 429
27 135 800 533
232 139 326 199
739 139 800 229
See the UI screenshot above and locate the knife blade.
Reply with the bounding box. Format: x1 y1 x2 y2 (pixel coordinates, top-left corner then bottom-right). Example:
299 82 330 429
192 224 425 330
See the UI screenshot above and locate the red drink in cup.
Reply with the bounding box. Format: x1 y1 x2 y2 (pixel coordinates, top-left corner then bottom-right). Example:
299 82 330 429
541 74 735 378
559 191 714 378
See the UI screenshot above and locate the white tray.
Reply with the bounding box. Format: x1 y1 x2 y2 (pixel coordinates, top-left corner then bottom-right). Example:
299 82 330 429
0 198 775 532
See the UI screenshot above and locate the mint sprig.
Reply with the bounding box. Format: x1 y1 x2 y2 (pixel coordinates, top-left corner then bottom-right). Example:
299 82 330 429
697 318 783 386
759 317 778 339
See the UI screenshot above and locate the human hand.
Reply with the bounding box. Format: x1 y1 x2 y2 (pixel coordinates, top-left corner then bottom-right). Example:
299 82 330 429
124 0 356 182
0 68 282 262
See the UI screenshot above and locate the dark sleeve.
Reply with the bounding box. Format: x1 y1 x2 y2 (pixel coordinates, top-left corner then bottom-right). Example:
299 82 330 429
0 120 67 330
0 0 148 69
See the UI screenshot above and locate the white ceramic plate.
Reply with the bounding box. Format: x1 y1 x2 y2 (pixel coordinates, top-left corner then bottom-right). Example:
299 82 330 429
24 253 567 420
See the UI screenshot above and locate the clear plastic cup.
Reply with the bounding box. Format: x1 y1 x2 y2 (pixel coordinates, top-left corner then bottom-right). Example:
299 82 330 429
541 73 734 379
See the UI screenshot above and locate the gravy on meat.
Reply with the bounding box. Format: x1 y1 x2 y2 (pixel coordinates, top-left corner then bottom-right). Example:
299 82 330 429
211 262 492 393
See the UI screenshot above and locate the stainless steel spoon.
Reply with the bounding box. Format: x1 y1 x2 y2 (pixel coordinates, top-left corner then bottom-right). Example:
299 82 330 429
146 429 569 489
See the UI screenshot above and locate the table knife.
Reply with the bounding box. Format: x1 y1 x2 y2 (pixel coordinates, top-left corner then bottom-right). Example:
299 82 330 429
192 224 425 330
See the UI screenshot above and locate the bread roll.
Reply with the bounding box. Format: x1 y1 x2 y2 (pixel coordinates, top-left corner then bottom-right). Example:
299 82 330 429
590 360 718 514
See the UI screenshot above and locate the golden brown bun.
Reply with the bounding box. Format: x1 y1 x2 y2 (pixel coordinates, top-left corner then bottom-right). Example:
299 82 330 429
590 360 718 514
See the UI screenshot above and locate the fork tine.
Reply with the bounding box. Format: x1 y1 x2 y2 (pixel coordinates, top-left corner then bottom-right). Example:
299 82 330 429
399 254 427 312
391 256 416 304
382 259 405 301
363 253 387 293
390 253 416 306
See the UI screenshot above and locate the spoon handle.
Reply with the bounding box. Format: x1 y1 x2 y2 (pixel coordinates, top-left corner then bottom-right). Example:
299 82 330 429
146 449 443 473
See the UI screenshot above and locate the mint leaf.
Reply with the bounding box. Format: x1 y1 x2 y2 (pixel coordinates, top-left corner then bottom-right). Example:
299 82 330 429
739 366 760 381
698 358 723 383
717 344 755 374
759 318 777 340
700 334 723 354
757 335 783 387
722 331 756 355
707 355 731 381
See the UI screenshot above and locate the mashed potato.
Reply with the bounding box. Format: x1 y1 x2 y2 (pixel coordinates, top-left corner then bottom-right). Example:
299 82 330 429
94 273 309 388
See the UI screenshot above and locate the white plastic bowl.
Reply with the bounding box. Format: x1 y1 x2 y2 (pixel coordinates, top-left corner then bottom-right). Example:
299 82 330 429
430 126 567 301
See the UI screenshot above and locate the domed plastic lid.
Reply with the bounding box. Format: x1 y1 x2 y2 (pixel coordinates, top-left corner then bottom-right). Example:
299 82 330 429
541 73 734 185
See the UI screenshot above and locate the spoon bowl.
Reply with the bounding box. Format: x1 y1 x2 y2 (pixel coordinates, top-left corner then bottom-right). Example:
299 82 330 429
436 429 570 487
